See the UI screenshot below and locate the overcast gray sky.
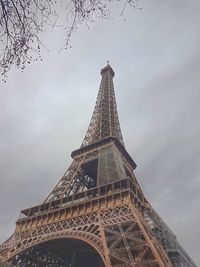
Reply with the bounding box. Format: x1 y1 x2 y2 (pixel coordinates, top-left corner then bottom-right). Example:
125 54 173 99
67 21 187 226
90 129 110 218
0 0 200 265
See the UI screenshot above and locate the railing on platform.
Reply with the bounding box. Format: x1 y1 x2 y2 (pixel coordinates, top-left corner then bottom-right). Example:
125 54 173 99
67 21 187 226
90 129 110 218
17 178 144 221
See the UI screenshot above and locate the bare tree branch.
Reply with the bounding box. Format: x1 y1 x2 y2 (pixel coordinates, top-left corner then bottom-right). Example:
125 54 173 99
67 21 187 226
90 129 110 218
0 0 140 81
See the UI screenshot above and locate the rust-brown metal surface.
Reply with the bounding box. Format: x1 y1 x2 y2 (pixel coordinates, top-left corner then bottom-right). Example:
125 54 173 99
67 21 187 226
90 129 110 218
0 179 172 266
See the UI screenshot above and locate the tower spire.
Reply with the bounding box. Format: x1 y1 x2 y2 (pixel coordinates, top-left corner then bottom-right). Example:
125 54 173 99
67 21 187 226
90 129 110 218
81 64 124 147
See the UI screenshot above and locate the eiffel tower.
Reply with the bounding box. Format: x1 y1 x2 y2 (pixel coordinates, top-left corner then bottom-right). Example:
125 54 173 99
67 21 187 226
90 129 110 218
0 64 197 267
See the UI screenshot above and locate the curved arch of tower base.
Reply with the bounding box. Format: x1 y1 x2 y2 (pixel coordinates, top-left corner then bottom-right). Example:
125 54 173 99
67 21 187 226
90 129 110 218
10 238 105 267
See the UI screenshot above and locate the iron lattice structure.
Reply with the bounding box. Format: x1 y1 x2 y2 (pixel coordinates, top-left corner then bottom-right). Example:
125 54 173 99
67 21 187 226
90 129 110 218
0 64 197 267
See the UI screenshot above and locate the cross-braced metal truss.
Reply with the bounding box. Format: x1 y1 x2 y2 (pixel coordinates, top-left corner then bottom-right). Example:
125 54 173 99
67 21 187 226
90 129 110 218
1 202 172 267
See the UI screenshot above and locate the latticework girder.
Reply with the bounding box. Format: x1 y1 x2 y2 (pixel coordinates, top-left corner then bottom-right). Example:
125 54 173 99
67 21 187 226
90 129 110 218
0 192 171 267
